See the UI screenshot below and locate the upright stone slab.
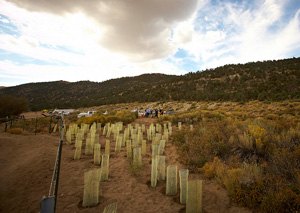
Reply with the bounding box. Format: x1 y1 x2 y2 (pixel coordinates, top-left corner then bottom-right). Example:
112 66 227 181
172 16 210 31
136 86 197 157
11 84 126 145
66 129 72 144
134 123 139 130
82 169 100 207
103 124 107 136
163 129 169 142
85 136 93 155
179 169 189 204
97 123 101 133
126 139 132 158
163 123 167 132
178 122 182 130
157 155 166 181
119 133 125 147
132 134 138 148
186 180 203 213
137 130 142 145
101 154 109 181
113 130 118 141
147 129 151 141
115 135 122 153
133 147 142 167
105 139 110 156
151 156 158 187
152 144 159 157
103 202 117 213
158 140 166 155
75 139 82 148
106 127 112 138
166 165 178 195
169 127 172 136
74 146 82 160
141 140 147 155
190 124 193 131
94 133 100 144
154 133 162 144
94 144 101 165
157 123 162 133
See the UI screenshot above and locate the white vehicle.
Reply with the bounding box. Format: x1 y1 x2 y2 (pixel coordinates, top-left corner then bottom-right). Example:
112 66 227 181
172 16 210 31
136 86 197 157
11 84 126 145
77 111 96 118
52 109 74 115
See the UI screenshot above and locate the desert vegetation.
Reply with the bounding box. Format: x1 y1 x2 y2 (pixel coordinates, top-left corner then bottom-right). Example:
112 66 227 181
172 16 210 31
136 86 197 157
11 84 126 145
76 110 137 125
1 100 299 212
0 58 299 110
0 95 28 118
164 101 300 212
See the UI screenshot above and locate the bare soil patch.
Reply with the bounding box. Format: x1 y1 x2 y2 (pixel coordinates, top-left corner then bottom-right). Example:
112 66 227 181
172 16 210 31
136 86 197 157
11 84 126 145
0 121 251 213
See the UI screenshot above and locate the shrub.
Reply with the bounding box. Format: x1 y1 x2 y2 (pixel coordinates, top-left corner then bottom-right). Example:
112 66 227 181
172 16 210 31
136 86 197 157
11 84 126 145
202 157 225 179
260 184 300 213
5 117 51 133
0 95 28 118
172 120 233 171
77 110 137 125
173 114 300 212
203 159 265 209
7 127 23 134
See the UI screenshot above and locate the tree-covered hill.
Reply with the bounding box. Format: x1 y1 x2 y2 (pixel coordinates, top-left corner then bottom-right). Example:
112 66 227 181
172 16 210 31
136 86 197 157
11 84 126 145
1 58 299 110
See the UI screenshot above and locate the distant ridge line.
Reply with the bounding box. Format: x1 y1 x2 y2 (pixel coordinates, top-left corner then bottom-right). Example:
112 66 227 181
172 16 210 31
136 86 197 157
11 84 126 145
0 57 299 110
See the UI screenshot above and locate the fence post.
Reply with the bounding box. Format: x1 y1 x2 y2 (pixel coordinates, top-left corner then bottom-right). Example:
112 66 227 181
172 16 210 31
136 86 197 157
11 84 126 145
49 117 52 134
35 117 38 135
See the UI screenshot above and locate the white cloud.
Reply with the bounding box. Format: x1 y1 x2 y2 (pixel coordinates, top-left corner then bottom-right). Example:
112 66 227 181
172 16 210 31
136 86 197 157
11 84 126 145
0 0 299 86
172 0 300 69
5 0 200 61
0 0 201 86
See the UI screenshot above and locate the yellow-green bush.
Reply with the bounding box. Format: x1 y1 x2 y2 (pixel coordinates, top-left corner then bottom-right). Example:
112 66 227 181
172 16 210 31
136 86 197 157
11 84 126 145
202 157 225 179
7 127 23 134
160 109 225 124
172 115 300 212
77 110 137 125
6 117 51 133
172 120 234 170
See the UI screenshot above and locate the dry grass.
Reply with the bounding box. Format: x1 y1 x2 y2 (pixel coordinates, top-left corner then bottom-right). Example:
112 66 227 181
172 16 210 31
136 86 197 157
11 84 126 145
77 110 137 125
7 128 23 134
170 101 300 212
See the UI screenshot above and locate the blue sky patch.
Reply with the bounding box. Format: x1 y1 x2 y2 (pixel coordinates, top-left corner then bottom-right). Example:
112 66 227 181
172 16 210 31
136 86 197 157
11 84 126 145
0 14 20 37
181 58 199 72
40 43 84 55
174 48 188 58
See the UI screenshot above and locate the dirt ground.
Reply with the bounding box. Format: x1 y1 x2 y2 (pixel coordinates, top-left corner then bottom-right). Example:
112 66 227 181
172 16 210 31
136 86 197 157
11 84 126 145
0 118 251 213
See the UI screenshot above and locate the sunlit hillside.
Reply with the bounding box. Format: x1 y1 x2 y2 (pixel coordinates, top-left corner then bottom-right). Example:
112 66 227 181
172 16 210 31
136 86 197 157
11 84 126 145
0 58 299 110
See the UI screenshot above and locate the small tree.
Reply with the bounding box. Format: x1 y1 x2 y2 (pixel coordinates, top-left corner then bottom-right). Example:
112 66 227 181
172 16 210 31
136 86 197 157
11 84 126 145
0 95 28 118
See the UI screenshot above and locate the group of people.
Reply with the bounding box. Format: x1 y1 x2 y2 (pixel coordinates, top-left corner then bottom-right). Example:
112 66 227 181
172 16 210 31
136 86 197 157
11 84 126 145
144 108 164 118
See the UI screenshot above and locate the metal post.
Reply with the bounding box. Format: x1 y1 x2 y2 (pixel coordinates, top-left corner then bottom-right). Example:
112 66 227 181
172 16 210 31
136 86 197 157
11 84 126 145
40 114 64 213
35 117 38 135
49 116 53 134
53 116 64 212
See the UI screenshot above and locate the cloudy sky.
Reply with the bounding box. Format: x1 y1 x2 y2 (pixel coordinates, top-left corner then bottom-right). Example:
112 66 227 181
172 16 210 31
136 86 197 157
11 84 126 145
0 0 299 86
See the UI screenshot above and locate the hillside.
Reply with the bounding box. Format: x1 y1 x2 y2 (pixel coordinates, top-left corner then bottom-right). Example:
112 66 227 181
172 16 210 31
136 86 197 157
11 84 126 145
0 58 299 110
